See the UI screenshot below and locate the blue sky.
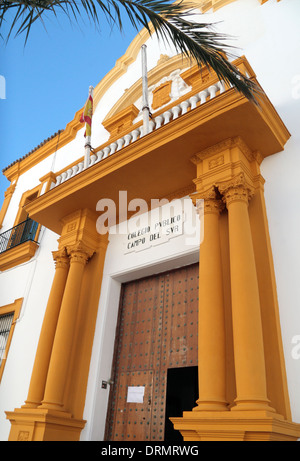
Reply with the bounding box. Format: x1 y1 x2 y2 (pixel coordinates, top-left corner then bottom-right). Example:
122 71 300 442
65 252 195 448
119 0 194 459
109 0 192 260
0 8 139 202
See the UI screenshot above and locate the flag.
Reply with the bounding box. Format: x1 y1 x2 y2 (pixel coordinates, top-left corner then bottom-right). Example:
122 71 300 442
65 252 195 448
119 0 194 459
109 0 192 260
80 94 93 137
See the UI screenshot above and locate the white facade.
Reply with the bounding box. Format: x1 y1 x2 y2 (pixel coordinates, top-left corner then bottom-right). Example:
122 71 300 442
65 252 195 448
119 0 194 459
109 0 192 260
0 0 300 441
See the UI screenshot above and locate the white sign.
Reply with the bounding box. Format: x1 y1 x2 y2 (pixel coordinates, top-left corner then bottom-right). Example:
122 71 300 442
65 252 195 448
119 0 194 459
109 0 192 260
126 386 145 403
124 205 184 254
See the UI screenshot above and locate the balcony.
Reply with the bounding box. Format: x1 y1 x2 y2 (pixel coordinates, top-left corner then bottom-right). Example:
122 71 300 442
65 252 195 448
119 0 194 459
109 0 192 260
0 219 39 271
25 56 290 236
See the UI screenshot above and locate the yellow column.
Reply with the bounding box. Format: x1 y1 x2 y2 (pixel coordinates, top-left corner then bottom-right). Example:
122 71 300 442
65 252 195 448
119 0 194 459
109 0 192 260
22 248 69 408
193 189 228 411
39 241 94 411
219 173 274 412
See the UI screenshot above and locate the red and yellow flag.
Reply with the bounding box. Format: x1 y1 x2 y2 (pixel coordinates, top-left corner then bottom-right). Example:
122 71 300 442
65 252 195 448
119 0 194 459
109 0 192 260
80 94 93 137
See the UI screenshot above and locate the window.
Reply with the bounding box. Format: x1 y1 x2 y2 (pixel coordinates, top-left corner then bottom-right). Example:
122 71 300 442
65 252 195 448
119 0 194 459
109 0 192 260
0 313 14 366
13 186 41 228
0 299 23 382
0 218 39 254
0 185 41 270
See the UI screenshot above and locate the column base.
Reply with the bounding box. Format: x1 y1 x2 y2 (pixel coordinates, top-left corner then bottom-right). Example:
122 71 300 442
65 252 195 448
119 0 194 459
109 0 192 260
5 407 86 441
170 410 300 441
21 400 40 409
193 398 229 412
231 397 276 413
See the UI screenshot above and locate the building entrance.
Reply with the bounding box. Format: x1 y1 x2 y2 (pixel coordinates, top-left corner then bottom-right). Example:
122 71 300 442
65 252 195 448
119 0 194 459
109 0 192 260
164 366 198 441
105 263 199 441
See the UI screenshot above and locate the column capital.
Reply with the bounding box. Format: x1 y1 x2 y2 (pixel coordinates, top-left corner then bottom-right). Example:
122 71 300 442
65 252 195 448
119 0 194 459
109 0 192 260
66 240 94 265
191 187 225 216
217 173 254 207
52 247 69 270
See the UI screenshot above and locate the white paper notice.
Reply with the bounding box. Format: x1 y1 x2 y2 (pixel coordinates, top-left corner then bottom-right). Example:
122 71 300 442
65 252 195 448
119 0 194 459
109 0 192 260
126 386 145 403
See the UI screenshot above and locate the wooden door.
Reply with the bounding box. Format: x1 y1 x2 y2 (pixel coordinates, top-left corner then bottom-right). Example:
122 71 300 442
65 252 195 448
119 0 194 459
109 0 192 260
105 263 199 441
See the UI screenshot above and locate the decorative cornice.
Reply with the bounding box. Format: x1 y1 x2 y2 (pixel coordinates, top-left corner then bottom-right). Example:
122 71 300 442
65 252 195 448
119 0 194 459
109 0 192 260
191 136 255 164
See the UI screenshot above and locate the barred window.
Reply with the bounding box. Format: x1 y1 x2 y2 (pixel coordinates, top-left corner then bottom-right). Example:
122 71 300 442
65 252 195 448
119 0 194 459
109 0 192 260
0 313 14 367
0 298 23 381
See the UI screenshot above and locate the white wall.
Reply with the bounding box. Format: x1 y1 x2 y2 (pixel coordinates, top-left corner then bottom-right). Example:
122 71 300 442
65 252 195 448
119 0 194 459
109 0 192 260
0 228 59 440
1 0 300 441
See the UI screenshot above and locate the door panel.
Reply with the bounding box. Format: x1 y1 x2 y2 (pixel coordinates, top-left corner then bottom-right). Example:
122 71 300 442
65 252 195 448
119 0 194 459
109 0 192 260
106 263 199 441
112 371 153 441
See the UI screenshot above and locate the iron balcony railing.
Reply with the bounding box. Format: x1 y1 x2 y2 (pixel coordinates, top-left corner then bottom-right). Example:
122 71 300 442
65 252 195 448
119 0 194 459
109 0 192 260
0 218 39 254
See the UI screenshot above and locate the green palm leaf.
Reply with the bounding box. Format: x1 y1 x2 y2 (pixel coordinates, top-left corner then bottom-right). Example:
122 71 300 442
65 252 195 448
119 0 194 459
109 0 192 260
0 0 260 102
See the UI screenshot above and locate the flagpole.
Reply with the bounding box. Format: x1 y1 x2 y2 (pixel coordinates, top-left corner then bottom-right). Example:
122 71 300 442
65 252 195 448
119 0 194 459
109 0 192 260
141 44 150 136
84 85 94 169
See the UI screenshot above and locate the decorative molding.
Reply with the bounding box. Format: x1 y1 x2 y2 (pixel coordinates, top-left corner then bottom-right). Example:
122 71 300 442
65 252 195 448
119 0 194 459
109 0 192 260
39 172 57 194
52 247 69 270
66 240 94 265
67 222 77 233
0 182 16 229
157 54 170 66
17 431 30 441
192 136 255 164
13 183 42 228
217 173 255 206
209 155 224 170
104 54 193 122
191 187 225 215
58 209 100 253
180 64 213 93
0 240 39 272
102 104 140 140
152 81 172 110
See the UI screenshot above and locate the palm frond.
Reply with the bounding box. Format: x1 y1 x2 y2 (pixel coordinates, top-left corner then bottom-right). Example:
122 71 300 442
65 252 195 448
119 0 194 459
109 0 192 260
116 0 260 101
0 0 260 102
